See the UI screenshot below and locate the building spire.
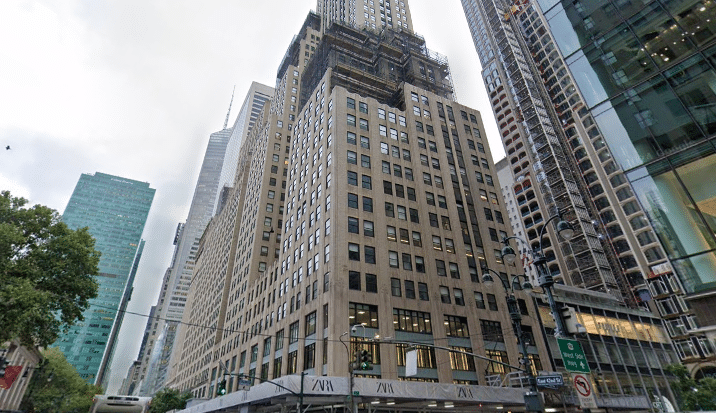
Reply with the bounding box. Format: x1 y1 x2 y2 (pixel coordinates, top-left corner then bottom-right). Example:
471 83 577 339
223 85 235 130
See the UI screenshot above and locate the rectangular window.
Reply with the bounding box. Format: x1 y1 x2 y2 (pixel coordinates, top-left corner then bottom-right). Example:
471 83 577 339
445 315 470 337
347 97 355 109
362 175 372 189
387 226 397 242
359 119 369 130
348 217 359 233
415 256 425 273
440 286 451 303
389 251 399 268
363 220 374 237
305 312 317 336
347 114 356 126
487 293 498 311
418 283 429 300
366 273 377 293
393 308 432 333
405 280 415 299
361 154 371 168
347 171 357 186
365 246 376 264
385 202 394 218
348 193 358 208
289 321 300 344
363 196 373 212
402 253 412 270
474 292 486 309
436 259 447 276
391 278 402 297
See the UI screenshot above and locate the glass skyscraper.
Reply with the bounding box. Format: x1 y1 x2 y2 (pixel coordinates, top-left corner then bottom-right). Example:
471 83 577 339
54 172 154 384
462 0 716 376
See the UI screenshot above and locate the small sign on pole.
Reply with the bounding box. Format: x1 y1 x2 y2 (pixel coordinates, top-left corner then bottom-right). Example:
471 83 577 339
572 373 597 409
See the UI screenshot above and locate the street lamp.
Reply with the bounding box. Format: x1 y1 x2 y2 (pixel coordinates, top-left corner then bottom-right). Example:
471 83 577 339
501 212 574 338
482 267 540 410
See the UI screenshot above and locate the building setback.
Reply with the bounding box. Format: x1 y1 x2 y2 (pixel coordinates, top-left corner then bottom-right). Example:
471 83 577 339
461 0 716 376
53 172 154 385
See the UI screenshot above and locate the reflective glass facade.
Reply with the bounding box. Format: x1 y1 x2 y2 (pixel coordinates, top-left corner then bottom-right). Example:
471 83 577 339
537 0 716 296
54 172 154 383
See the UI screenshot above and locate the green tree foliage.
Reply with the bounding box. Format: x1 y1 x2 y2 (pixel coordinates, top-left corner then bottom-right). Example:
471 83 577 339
666 364 716 411
0 190 100 348
20 348 103 413
148 388 193 413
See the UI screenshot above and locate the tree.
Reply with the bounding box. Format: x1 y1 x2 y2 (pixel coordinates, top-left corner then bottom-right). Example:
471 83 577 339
20 347 103 413
148 388 193 413
0 190 100 348
666 364 716 411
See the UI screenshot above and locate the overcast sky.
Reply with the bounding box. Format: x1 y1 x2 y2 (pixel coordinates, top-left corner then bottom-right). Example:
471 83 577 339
0 0 501 394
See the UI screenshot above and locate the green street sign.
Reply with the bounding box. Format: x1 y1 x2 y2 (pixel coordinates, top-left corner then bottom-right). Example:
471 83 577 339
353 391 360 396
557 338 590 373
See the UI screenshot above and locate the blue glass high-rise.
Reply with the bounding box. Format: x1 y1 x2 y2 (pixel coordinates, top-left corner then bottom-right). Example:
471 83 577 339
54 172 154 385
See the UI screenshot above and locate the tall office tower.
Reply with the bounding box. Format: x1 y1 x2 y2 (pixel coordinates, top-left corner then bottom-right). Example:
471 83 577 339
137 84 273 396
165 3 672 410
462 0 716 375
53 172 154 385
119 305 156 395
317 0 413 32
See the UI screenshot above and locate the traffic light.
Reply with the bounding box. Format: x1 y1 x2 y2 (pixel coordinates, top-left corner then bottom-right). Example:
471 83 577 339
0 357 8 378
216 379 227 396
560 306 586 334
359 350 373 371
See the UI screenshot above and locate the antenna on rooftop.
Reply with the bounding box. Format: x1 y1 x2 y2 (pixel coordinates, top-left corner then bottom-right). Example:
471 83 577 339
224 85 235 130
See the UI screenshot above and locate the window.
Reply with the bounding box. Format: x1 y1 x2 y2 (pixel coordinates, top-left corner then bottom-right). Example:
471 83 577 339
385 202 395 218
349 271 361 290
363 196 373 212
439 286 451 303
362 175 372 189
391 278 402 297
436 259 447 277
360 135 370 148
474 292 485 309
449 262 460 278
418 283 429 300
347 131 357 145
359 102 368 113
411 231 422 247
393 308 432 333
389 251 399 268
404 280 415 299
348 217 359 233
289 321 300 344
429 213 439 228
365 246 376 264
348 193 358 208
361 154 371 168
347 97 355 109
387 226 397 242
359 118 369 130
366 273 377 293
347 114 356 126
402 253 412 270
426 192 435 206
306 312 317 336
347 171 358 186
384 180 393 195
454 288 464 306
415 256 425 273
397 205 407 220
348 243 360 261
481 319 503 342
445 315 469 337
363 220 374 237
487 294 498 311
437 195 447 209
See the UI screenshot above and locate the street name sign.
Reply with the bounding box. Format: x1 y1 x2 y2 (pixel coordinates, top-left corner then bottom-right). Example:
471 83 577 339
536 374 564 389
557 338 590 373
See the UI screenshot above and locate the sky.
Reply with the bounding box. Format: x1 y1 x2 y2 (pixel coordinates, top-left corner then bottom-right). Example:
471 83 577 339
0 0 501 394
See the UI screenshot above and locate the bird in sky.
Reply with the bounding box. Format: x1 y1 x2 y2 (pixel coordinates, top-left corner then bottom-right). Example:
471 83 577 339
5 146 9 150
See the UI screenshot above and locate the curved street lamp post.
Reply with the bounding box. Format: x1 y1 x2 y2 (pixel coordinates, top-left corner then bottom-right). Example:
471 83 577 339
482 267 542 411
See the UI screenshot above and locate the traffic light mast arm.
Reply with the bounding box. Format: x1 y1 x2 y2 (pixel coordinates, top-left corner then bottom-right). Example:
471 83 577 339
378 339 528 374
223 371 302 397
